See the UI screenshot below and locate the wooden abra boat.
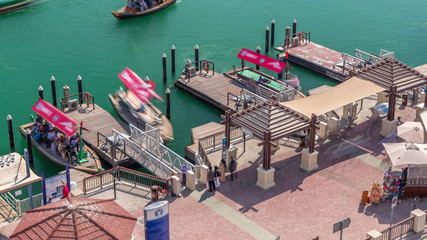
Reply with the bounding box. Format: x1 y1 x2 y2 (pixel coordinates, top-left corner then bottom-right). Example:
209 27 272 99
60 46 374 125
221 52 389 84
0 0 34 14
109 88 174 143
112 0 176 20
19 123 103 174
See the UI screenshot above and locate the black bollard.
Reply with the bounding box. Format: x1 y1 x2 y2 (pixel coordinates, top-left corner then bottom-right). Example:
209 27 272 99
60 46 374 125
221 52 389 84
255 46 261 70
7 115 14 149
77 75 83 104
292 19 297 37
50 76 57 107
38 86 44 100
166 88 171 119
162 53 167 83
278 71 283 80
171 45 176 73
25 131 33 164
194 45 199 71
265 26 270 52
271 19 275 46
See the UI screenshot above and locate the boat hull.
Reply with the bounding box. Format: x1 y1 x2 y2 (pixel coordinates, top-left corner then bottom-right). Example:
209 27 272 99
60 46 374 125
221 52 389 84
112 0 176 20
0 0 33 14
19 123 103 174
109 91 174 143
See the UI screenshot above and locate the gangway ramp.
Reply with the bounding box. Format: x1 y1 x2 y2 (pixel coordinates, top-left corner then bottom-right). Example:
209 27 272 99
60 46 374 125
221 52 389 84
110 124 194 179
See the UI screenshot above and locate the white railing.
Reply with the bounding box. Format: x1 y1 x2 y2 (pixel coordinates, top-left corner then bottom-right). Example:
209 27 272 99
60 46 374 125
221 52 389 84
16 193 43 216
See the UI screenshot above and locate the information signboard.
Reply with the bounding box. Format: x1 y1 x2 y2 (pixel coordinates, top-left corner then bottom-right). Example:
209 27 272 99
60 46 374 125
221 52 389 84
145 200 170 240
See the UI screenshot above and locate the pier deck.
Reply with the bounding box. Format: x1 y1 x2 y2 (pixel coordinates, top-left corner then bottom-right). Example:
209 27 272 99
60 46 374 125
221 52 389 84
175 72 242 112
64 104 130 166
275 41 349 81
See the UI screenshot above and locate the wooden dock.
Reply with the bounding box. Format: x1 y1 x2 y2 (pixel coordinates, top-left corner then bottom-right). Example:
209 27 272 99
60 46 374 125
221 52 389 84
275 42 349 82
64 103 131 167
175 71 242 112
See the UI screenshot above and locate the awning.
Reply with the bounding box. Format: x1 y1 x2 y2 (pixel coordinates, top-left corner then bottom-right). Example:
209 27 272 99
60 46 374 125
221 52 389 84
281 76 386 117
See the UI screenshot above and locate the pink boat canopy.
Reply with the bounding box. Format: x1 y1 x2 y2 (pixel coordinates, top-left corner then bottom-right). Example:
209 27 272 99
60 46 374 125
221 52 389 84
237 48 286 73
118 67 163 103
32 99 78 136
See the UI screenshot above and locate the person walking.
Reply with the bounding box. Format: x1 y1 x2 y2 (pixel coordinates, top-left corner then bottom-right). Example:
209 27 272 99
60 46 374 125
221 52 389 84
207 166 216 192
214 165 221 189
229 157 237 181
219 159 226 183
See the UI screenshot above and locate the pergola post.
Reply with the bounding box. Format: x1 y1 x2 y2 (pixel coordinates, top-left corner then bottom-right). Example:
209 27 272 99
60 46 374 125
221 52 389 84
257 130 275 189
308 114 317 153
381 86 398 137
387 86 397 121
263 131 272 170
225 110 231 149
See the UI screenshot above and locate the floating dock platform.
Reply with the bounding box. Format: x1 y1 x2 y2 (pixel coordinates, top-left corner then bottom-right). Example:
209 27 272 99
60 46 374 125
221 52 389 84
64 103 132 167
275 42 349 82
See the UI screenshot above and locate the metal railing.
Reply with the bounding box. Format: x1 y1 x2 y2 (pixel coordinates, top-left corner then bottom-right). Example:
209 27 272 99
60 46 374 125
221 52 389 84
83 166 171 197
128 124 194 173
16 193 43 216
59 92 95 112
380 216 414 240
0 192 19 219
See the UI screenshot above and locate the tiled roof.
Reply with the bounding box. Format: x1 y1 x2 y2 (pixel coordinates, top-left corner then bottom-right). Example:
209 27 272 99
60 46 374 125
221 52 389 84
10 197 137 240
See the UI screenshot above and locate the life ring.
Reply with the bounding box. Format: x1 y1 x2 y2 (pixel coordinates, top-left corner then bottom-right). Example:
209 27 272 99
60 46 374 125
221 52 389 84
83 92 91 102
202 61 210 72
297 32 304 41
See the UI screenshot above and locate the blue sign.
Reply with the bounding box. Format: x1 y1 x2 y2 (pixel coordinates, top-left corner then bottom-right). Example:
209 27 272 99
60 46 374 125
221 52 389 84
145 200 169 240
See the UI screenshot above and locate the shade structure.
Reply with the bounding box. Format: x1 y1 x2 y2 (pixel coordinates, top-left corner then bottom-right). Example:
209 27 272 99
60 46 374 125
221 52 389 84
281 76 386 117
10 197 137 240
383 143 427 166
397 121 424 143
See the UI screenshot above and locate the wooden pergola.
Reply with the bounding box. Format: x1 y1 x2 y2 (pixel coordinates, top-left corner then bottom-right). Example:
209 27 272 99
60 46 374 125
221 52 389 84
224 97 317 170
354 58 427 121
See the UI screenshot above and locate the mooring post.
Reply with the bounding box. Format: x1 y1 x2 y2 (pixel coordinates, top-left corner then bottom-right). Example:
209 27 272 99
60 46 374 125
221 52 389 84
278 71 283 80
166 88 171 119
171 45 176 73
194 44 199 71
292 19 297 36
271 19 275 46
256 46 261 70
77 75 83 104
265 26 270 52
162 53 167 83
50 76 57 107
38 86 44 100
7 114 14 149
285 26 291 46
25 130 33 164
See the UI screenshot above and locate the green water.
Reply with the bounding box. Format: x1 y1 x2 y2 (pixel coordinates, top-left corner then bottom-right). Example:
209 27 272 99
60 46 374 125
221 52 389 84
0 0 426 179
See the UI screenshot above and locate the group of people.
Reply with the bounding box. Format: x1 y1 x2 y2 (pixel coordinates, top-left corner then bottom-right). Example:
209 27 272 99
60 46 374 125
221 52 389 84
31 115 81 163
127 0 164 12
206 158 237 192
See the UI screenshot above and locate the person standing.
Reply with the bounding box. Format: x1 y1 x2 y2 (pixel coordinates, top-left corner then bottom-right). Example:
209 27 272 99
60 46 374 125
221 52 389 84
61 182 69 198
207 166 216 192
181 164 187 187
229 157 237 181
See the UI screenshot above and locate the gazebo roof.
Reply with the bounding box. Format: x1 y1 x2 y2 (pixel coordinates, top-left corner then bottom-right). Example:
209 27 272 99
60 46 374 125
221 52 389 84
230 98 312 141
0 152 41 194
354 58 427 92
10 197 137 240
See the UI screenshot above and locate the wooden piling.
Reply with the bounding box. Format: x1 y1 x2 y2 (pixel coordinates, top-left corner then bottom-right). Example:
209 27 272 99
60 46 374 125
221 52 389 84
292 19 297 36
7 114 14 149
265 26 270 52
162 53 167 83
50 76 57 107
256 46 261 70
166 88 171 119
38 85 44 100
25 131 33 164
194 45 199 71
171 45 176 73
77 75 83 104
271 19 275 46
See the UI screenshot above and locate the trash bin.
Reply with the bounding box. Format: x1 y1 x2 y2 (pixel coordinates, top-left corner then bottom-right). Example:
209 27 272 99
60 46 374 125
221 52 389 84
151 185 159 201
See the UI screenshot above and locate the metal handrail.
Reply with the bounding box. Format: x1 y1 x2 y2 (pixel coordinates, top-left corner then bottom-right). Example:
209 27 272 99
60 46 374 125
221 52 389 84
380 216 414 240
83 166 171 197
